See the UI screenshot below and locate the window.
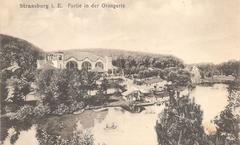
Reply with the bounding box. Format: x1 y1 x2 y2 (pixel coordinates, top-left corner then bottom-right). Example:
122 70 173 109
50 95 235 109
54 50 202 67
95 62 104 69
66 61 78 69
82 61 92 70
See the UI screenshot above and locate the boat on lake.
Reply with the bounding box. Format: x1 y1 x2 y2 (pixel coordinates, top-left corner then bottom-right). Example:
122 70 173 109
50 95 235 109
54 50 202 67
105 122 118 130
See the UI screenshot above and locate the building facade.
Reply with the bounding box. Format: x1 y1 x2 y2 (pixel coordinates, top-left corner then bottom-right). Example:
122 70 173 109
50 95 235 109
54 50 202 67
37 51 113 72
190 66 201 84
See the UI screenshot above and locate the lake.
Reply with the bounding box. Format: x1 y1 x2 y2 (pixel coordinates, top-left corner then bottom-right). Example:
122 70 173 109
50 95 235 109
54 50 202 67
1 84 229 145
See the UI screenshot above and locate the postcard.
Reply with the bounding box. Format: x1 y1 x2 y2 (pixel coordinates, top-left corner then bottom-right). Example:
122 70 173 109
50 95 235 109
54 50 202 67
0 0 239 145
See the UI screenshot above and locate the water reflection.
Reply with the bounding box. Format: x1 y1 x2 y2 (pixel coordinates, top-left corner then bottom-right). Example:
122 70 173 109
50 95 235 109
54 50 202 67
2 119 36 145
191 84 228 124
91 106 164 145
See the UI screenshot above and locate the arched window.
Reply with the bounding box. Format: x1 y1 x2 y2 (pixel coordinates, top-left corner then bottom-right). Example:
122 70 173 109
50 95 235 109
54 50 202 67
95 62 104 69
66 61 78 69
82 61 92 70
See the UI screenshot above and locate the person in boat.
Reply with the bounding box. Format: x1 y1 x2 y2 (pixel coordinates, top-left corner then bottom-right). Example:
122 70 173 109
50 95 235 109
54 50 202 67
105 122 117 129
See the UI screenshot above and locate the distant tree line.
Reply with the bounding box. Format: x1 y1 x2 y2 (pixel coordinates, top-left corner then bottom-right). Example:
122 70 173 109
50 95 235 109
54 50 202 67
197 60 240 79
112 55 185 78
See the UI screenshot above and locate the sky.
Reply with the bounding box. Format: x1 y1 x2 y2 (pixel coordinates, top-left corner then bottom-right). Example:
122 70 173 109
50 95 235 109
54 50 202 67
0 0 239 64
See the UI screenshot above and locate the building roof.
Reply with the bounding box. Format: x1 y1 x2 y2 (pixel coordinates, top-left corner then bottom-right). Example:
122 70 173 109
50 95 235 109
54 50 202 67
63 51 105 62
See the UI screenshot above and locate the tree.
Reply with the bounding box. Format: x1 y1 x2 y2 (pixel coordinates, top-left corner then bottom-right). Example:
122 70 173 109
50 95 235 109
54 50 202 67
36 127 94 145
36 69 70 109
197 64 219 78
227 82 240 110
9 78 31 105
35 69 100 111
0 34 43 82
67 69 99 102
100 78 109 95
112 55 184 77
218 60 240 78
213 82 240 145
155 95 209 145
167 69 191 88
214 108 240 145
166 68 191 103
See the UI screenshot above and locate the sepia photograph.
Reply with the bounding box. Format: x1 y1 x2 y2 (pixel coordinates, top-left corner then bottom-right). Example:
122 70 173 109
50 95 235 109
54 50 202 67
0 0 240 145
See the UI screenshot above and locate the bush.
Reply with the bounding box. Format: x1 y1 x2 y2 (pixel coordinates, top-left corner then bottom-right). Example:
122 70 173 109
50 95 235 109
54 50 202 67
10 105 34 121
69 101 84 113
214 108 240 145
36 129 94 145
33 103 51 118
52 104 70 115
9 104 51 121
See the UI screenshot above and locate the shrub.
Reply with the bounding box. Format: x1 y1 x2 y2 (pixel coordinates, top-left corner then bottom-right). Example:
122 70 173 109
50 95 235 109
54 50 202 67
69 101 84 113
214 108 240 145
52 104 70 115
36 129 94 145
33 103 51 118
9 105 34 121
72 130 94 145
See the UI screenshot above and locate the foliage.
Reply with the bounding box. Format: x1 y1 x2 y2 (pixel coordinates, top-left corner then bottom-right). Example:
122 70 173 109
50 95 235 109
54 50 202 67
197 64 220 78
102 78 125 91
36 69 100 112
36 128 94 145
33 103 51 118
0 71 9 114
36 68 127 114
167 68 191 89
227 82 240 110
69 101 84 113
9 105 34 121
218 60 240 78
36 69 72 109
138 69 162 79
196 60 240 79
10 131 20 145
112 55 184 76
52 104 70 115
214 108 240 145
155 95 209 145
0 34 43 81
213 84 240 145
6 120 33 144
9 104 51 121
9 78 31 105
0 34 43 115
